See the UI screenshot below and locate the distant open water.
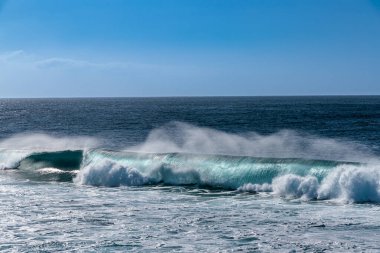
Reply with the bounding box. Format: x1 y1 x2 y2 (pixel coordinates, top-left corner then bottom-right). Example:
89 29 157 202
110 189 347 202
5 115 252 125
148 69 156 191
0 96 380 252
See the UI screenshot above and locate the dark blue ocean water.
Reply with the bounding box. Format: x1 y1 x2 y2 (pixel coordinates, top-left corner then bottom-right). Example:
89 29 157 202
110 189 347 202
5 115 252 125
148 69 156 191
1 96 380 252
1 96 379 151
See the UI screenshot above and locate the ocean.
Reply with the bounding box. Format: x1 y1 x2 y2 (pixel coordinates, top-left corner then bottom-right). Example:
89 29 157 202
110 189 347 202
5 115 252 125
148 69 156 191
0 96 379 252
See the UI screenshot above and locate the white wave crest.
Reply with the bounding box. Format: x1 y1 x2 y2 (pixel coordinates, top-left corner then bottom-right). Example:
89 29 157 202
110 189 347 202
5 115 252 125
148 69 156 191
318 165 380 202
0 150 30 170
74 159 147 187
272 175 319 200
240 164 380 203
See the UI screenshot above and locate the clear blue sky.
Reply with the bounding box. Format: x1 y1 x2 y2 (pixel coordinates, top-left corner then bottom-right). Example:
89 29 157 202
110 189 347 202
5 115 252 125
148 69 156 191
0 0 379 97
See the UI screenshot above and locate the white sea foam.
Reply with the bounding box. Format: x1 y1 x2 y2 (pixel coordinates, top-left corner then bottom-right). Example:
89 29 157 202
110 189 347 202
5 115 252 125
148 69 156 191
237 183 272 193
239 164 380 203
78 157 380 203
37 168 79 175
0 150 30 170
75 159 147 187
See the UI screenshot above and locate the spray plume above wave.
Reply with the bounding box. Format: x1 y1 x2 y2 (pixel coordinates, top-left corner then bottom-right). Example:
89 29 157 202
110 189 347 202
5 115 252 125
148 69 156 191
0 122 379 203
130 122 375 163
0 133 100 151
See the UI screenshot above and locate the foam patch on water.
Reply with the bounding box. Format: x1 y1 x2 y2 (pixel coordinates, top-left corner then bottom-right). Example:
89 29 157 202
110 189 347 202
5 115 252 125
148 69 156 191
237 183 272 193
37 168 79 175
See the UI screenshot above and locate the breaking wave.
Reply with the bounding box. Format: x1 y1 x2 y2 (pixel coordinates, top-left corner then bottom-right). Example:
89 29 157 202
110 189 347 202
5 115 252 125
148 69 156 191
75 150 380 203
0 125 379 203
238 165 380 203
0 149 82 182
75 150 351 187
1 148 379 203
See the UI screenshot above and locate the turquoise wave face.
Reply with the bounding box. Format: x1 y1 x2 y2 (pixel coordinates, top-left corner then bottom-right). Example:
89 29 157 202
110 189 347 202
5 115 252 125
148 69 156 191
0 149 363 185
0 150 83 182
17 150 83 171
0 149 359 185
77 150 358 189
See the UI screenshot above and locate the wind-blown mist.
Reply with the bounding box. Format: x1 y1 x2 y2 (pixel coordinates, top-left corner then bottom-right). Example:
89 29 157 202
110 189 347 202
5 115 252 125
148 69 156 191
0 133 100 151
131 122 375 163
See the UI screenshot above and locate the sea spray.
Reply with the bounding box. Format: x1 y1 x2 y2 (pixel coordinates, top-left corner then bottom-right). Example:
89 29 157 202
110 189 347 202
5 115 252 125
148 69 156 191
0 133 100 151
130 122 375 163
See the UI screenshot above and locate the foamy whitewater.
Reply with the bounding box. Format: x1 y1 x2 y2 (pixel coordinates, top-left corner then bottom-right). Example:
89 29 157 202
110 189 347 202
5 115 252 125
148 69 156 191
0 97 379 251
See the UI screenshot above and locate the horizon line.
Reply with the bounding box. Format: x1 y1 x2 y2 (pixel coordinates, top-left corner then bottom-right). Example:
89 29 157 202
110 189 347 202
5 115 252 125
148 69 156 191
0 94 380 99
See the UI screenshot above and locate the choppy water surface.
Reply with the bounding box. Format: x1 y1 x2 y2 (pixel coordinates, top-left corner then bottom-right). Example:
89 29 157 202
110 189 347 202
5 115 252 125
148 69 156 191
2 177 380 252
0 96 380 252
